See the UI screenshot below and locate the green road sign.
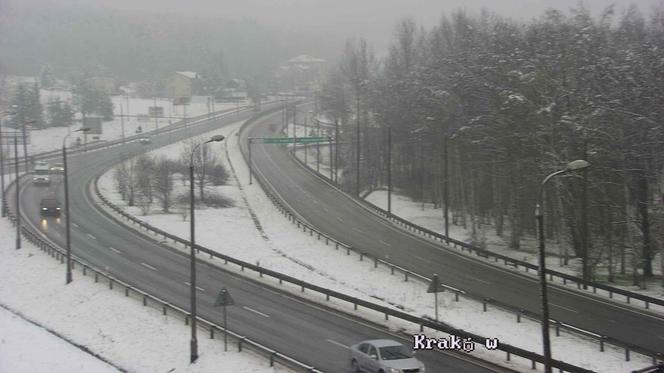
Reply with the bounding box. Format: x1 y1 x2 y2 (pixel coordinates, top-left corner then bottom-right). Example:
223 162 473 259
262 137 328 144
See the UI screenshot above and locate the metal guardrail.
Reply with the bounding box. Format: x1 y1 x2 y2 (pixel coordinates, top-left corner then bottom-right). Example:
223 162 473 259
286 140 664 364
92 176 594 373
1 118 323 373
301 117 664 313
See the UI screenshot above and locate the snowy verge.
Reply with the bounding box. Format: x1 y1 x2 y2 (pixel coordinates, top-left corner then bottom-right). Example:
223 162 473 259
0 203 288 372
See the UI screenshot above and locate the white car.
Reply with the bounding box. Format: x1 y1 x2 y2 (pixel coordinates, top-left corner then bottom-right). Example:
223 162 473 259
138 137 151 144
350 339 425 373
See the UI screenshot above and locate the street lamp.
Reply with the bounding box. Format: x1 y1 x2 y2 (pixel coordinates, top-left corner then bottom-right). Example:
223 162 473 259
188 134 225 363
536 159 590 373
63 128 90 284
0 107 18 217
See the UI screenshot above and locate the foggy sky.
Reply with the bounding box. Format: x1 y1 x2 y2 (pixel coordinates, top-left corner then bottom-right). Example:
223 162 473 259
8 0 660 46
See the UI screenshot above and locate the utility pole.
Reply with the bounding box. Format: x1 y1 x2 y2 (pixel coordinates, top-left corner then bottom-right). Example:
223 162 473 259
334 118 339 184
120 104 125 145
0 123 5 217
316 116 321 173
153 97 159 131
21 122 28 168
443 135 449 241
14 135 20 249
355 96 361 196
304 115 308 166
387 125 392 214
581 140 589 284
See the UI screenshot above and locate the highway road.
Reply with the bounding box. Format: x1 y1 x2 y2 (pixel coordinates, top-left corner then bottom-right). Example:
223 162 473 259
7 107 506 372
241 106 664 357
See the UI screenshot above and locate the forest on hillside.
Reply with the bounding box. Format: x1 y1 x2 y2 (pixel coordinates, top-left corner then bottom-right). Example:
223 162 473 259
319 4 664 285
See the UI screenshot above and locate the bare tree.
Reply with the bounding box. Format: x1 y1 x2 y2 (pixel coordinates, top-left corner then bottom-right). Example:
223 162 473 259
153 156 176 212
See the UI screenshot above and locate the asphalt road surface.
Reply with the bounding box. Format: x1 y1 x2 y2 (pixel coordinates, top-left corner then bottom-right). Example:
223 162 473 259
8 106 506 372
241 106 664 357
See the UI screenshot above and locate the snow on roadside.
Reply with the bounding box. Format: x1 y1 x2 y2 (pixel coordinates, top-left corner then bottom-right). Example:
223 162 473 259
0 203 287 372
96 120 656 373
365 190 664 302
0 306 118 373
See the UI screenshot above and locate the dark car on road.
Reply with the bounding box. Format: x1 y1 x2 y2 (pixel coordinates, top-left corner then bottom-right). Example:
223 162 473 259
40 198 62 216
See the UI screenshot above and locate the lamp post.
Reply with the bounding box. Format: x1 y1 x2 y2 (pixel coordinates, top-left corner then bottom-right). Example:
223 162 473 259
536 159 590 373
14 135 20 249
1 107 18 217
189 134 225 363
63 128 90 284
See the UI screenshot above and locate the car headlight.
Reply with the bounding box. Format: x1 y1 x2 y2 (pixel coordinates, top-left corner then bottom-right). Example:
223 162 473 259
56 207 61 210
419 361 426 372
387 368 401 373
42 207 47 210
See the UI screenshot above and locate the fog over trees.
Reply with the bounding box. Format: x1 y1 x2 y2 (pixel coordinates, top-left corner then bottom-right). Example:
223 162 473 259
320 4 664 284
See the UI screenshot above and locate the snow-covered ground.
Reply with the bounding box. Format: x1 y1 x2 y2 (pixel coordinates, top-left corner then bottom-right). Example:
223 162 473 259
365 190 664 301
9 91 245 156
96 120 658 373
0 209 288 373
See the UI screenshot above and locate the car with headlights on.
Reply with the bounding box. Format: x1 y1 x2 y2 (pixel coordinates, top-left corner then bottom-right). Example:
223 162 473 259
350 339 425 373
40 198 61 216
49 163 65 174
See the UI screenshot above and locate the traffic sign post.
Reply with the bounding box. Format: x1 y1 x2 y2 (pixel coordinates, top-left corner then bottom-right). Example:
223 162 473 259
427 274 443 321
214 287 235 351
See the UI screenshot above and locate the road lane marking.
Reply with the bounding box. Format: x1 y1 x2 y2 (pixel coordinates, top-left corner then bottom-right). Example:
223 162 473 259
326 339 349 349
140 262 157 271
87 234 96 240
72 223 79 228
242 306 270 318
337 217 344 223
414 255 428 262
109 247 121 254
352 227 364 234
183 282 206 292
551 303 578 313
473 278 491 285
379 240 392 247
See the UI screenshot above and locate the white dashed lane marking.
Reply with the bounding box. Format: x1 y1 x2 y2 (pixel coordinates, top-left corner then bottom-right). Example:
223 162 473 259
109 247 121 254
326 339 349 349
183 282 206 292
140 262 157 271
87 234 96 240
242 306 270 318
550 303 578 314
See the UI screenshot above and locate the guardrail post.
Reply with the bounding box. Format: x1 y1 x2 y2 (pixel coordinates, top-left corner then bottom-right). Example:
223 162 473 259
143 296 147 306
238 337 244 352
645 301 649 309
270 352 275 367
600 337 604 352
390 266 394 275
404 272 409 282
626 296 630 304
374 258 378 268
625 348 630 361
483 299 487 312
326 293 330 301
185 316 189 325
517 311 521 323
109 279 114 290
359 253 363 261
506 352 510 361
125 287 129 296
354 303 358 310
555 321 560 337
301 285 305 292
83 266 87 276
609 291 612 298
95 272 99 282
531 360 536 369
563 278 567 285
210 327 215 339
346 248 350 255
384 313 388 321
420 324 424 332
163 305 167 315
454 292 459 302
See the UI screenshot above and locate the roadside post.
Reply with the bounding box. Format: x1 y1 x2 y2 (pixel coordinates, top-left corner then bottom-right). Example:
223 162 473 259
427 274 443 321
214 287 235 352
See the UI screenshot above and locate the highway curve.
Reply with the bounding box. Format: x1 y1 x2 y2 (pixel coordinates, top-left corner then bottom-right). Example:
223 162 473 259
8 107 506 372
240 106 664 357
